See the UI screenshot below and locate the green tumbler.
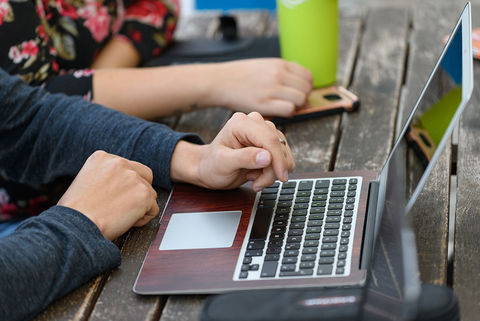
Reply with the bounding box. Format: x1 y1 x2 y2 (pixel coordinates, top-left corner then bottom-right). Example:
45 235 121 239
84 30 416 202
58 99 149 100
276 0 339 88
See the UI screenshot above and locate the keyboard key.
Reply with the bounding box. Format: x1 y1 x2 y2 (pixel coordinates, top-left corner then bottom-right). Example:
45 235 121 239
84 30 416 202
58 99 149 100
298 181 313 191
247 240 265 250
250 207 274 240
348 185 357 191
338 252 347 260
290 222 305 229
307 220 322 227
297 191 311 197
321 243 337 250
310 214 324 220
327 210 342 216
286 243 301 250
282 181 297 189
317 265 333 275
314 188 329 195
302 247 317 254
345 204 354 210
282 257 298 264
292 209 308 216
273 220 288 227
331 185 346 191
301 254 316 261
284 250 299 257
279 271 301 277
306 227 322 233
340 238 349 245
328 204 343 210
274 213 288 220
260 194 277 200
276 207 290 215
326 216 341 223
336 267 345 275
324 230 339 236
280 188 295 195
339 245 348 252
249 264 260 271
341 231 350 238
344 210 353 217
258 199 276 208
343 217 353 224
343 224 352 231
269 182 281 188
291 216 306 223
313 195 327 201
261 187 278 194
330 191 345 197
243 257 252 264
329 197 344 203
264 254 280 261
278 201 293 208
310 208 325 214
241 264 250 271
347 191 356 197
333 179 347 185
319 257 334 264
245 250 263 257
305 233 321 240
349 178 358 184
346 197 355 204
279 194 294 201
300 261 315 269
281 264 296 272
320 250 336 257
325 223 340 229
261 261 278 277
269 233 285 241
295 197 310 203
266 247 281 254
294 203 309 210
323 236 338 243
312 201 327 207
239 271 249 279
337 260 346 267
288 229 303 236
315 180 330 188
305 240 319 247
287 236 302 243
268 240 283 247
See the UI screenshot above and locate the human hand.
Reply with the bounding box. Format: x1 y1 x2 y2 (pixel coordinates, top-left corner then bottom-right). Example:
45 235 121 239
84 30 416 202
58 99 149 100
170 112 295 192
209 58 313 117
57 151 159 240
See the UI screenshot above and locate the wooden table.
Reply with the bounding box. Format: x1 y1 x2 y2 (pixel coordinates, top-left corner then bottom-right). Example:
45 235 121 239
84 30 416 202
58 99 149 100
34 2 480 320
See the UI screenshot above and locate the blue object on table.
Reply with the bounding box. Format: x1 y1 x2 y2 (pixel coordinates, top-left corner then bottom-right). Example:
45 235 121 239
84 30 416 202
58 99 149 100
195 0 276 10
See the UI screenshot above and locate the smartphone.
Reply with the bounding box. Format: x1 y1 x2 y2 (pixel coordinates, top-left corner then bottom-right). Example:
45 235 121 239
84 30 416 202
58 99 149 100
269 86 359 124
405 125 436 168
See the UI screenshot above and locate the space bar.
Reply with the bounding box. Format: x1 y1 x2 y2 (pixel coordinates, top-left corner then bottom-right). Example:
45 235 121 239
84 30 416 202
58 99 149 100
249 206 274 240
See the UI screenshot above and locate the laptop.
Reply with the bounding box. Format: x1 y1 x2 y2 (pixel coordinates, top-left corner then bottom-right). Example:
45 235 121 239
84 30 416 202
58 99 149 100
134 3 473 295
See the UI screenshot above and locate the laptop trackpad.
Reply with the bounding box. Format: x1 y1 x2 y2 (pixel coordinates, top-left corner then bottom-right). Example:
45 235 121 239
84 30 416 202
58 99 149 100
159 211 242 250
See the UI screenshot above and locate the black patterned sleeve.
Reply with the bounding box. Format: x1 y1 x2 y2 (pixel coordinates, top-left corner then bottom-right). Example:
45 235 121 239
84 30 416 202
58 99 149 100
117 0 179 63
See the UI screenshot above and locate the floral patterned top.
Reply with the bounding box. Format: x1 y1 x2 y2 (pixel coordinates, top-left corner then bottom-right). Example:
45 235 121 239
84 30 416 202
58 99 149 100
0 0 179 221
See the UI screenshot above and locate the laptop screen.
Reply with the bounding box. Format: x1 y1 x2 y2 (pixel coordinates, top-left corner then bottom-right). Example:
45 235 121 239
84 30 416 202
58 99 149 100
377 5 471 217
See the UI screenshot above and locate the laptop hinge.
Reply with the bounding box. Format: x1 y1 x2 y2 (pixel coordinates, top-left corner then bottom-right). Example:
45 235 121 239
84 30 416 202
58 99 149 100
359 181 380 270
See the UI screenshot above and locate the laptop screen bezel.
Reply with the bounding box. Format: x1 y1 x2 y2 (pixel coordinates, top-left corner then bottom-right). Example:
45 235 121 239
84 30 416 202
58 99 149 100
377 2 473 215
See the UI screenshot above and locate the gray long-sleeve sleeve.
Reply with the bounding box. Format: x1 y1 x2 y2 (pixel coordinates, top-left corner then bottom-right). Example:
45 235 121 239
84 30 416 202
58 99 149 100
0 69 203 320
0 68 202 189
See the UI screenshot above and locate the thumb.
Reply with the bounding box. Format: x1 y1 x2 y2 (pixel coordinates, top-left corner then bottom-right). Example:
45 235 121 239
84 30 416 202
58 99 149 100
222 147 272 172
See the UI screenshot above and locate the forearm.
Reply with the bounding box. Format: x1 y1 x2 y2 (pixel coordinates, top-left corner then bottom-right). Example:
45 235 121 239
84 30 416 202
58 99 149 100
92 64 223 119
92 37 141 69
0 206 121 321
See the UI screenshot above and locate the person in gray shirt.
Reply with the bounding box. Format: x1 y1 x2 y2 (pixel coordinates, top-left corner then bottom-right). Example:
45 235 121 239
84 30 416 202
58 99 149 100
0 68 295 321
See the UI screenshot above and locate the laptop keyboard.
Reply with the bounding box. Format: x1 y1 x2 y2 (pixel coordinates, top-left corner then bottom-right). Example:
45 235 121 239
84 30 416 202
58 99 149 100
234 177 362 281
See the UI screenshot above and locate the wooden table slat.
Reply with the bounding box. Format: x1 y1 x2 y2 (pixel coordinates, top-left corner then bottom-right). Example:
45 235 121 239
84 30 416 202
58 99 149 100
335 7 409 172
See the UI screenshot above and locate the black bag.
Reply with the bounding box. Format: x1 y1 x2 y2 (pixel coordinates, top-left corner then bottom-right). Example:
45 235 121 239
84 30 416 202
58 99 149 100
200 283 459 321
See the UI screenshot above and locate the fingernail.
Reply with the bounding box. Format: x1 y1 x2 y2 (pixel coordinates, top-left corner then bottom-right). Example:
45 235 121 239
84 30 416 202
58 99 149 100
256 150 270 166
283 170 289 182
254 185 264 193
